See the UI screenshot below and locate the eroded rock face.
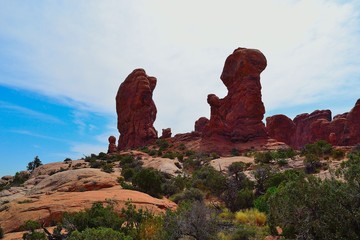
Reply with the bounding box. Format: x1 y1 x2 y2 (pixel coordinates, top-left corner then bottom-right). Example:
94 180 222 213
161 128 172 139
266 114 295 145
201 48 268 150
116 69 158 150
266 99 360 148
194 117 209 133
107 136 117 153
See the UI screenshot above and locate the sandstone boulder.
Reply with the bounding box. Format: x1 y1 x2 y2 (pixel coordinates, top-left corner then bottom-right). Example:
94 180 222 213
107 135 117 153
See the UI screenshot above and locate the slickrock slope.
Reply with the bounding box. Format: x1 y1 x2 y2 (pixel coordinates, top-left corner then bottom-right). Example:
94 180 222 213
116 69 158 150
0 187 176 234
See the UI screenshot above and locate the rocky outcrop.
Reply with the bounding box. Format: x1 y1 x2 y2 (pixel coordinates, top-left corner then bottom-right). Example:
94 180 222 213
266 99 360 148
107 136 117 153
194 117 209 133
0 187 176 233
266 114 295 145
200 48 269 152
116 69 158 150
161 128 172 139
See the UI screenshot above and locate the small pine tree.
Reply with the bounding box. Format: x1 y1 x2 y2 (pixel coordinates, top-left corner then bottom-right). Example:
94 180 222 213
27 156 43 172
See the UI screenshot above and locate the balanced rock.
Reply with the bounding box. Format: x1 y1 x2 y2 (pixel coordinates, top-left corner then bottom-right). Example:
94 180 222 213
107 136 117 153
201 48 268 151
116 69 158 150
161 128 172 138
194 117 209 133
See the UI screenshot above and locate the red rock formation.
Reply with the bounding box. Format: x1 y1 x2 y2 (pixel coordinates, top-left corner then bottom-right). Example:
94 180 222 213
107 136 117 153
201 48 268 152
116 69 158 150
266 99 360 148
266 114 295 144
194 117 209 133
160 128 172 138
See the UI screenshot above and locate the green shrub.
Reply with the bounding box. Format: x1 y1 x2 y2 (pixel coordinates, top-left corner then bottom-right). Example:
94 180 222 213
132 168 164 197
156 139 169 150
101 163 114 173
231 148 240 156
122 168 135 181
303 154 322 173
302 140 333 157
268 176 360 239
12 171 30 186
331 148 345 159
172 188 204 203
276 158 288 166
68 227 132 240
163 201 218 240
22 231 47 240
162 151 176 159
62 202 124 234
21 220 46 240
161 175 189 196
192 166 227 197
254 152 273 164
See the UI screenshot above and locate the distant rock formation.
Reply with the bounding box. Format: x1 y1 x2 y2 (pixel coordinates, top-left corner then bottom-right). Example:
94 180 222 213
107 136 117 153
200 48 269 152
116 69 158 150
266 99 360 148
160 128 172 139
194 117 209 133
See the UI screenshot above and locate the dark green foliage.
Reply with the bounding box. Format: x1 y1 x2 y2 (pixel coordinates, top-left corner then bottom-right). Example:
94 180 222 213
253 165 271 195
254 152 273 164
27 156 42 172
100 163 114 173
272 148 296 159
254 186 278 213
122 168 135 181
68 227 132 240
156 139 169 150
22 231 47 240
132 168 164 197
120 202 153 238
97 152 107 160
276 158 288 166
21 220 46 240
163 201 219 240
231 148 240 156
172 188 204 204
162 151 176 159
221 171 254 212
62 202 124 233
11 171 30 186
268 176 360 240
191 165 227 197
161 175 189 196
303 154 322 173
331 148 345 159
301 140 333 157
228 162 247 179
338 151 360 186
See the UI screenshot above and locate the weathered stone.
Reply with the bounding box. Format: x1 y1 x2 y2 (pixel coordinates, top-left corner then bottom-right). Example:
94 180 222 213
201 48 268 152
107 135 117 153
116 69 158 150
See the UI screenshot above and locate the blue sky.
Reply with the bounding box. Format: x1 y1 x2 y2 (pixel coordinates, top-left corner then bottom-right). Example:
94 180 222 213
1 0 360 176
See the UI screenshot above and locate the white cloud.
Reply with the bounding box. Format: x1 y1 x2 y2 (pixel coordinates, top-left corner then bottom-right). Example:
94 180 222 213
0 0 359 134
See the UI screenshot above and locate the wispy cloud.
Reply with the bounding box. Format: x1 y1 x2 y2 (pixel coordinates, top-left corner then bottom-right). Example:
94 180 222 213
0 101 64 124
0 0 359 134
10 129 68 142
